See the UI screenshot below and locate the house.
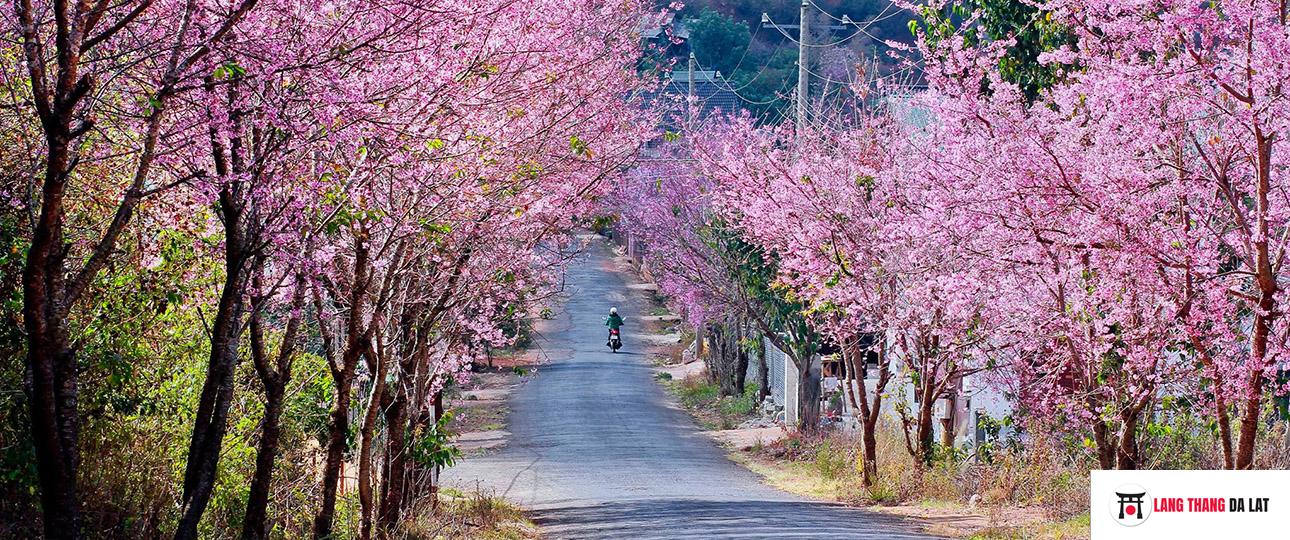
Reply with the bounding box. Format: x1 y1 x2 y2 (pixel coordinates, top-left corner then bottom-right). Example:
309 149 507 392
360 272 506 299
640 68 740 153
638 12 691 58
752 333 1015 456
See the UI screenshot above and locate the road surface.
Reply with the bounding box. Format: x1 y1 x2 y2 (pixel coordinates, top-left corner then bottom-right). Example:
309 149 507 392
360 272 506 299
443 236 941 539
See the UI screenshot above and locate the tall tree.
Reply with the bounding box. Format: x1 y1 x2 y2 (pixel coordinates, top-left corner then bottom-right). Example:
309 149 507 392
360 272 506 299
12 0 259 535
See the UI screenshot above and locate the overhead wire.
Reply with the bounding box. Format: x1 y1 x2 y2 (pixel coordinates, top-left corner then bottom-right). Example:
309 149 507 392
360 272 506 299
689 54 793 107
724 30 789 94
714 21 762 83
665 2 929 125
762 15 870 48
810 0 906 29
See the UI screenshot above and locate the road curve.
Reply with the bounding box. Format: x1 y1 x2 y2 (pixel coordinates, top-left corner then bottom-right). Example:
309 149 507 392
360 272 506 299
443 235 942 539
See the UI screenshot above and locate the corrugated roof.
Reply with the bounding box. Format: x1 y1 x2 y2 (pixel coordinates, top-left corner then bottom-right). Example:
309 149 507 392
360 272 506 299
662 70 739 118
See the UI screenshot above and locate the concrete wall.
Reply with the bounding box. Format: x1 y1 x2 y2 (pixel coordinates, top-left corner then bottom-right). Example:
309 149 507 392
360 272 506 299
835 337 1016 452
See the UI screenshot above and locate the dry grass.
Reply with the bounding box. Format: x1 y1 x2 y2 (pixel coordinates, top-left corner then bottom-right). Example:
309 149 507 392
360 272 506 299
737 424 1090 539
399 487 540 540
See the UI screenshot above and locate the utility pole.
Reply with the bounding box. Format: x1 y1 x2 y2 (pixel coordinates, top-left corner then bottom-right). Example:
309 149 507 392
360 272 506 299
796 0 810 135
763 3 848 135
688 51 696 124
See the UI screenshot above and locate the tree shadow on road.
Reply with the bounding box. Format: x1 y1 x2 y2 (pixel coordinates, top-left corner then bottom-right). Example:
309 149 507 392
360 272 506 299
532 498 946 539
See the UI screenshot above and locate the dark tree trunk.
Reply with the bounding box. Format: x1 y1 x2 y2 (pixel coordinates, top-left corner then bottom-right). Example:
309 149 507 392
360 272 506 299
1092 419 1116 470
241 383 285 540
23 304 80 540
313 345 361 540
241 273 306 539
916 382 935 465
1215 388 1235 469
707 322 749 397
1117 415 1140 470
22 109 82 540
844 339 888 486
1233 129 1277 470
313 231 373 539
358 337 388 540
378 384 408 529
15 1 258 536
707 321 751 397
795 356 821 432
176 175 251 540
176 262 248 540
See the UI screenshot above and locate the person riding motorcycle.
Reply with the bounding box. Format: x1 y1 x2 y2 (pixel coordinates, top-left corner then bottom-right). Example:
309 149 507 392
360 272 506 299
604 307 624 346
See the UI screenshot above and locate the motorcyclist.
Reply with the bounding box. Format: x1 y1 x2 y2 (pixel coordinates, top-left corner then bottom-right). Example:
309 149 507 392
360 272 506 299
604 307 624 346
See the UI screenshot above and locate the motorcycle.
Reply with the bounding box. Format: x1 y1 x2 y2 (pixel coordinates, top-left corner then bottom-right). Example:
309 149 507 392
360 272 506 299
608 328 622 352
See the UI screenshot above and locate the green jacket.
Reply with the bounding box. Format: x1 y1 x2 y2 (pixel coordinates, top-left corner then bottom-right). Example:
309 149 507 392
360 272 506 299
605 313 624 330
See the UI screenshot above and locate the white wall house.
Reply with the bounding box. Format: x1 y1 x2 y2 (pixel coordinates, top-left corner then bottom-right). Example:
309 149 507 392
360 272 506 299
758 336 1015 454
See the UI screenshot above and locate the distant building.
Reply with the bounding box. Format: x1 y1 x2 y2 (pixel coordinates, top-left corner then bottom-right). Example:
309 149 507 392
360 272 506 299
638 12 691 58
662 69 739 121
639 69 740 156
750 331 1015 457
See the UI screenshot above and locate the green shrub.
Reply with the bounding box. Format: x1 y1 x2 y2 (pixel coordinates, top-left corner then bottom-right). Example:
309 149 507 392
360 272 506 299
675 377 719 408
867 482 898 504
717 385 759 417
812 440 850 480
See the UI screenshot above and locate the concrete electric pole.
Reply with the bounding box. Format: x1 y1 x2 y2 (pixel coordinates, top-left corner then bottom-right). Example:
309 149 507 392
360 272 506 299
688 51 696 123
763 3 850 135
796 0 810 135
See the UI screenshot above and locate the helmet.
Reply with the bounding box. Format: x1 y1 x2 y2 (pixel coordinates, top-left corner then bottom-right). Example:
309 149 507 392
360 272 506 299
610 307 618 314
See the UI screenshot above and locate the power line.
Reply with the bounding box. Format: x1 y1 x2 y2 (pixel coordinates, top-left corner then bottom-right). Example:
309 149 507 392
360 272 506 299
717 21 763 84
762 14 869 48
724 30 789 94
689 55 791 107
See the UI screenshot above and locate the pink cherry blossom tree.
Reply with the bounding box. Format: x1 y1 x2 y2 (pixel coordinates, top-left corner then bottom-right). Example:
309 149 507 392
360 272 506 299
8 0 264 535
909 0 1290 468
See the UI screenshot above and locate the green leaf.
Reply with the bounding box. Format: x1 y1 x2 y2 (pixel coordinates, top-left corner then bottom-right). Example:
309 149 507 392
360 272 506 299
569 135 591 157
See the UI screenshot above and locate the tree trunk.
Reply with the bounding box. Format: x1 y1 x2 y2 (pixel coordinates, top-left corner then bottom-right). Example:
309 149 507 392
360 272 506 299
379 318 435 532
242 383 285 540
1234 129 1277 470
176 257 248 540
358 339 388 540
1092 419 1116 470
843 346 871 485
241 272 306 540
430 390 444 510
23 118 82 540
795 356 821 432
378 385 408 530
313 230 373 539
313 345 360 540
708 321 748 397
734 322 749 394
1215 389 1235 469
1117 412 1140 470
916 380 936 465
23 311 80 540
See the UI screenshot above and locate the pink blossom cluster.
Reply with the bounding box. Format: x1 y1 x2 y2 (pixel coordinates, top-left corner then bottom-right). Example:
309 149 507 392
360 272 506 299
618 0 1290 467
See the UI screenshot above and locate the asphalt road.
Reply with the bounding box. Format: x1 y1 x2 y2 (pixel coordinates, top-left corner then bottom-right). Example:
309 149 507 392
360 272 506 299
443 236 941 539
